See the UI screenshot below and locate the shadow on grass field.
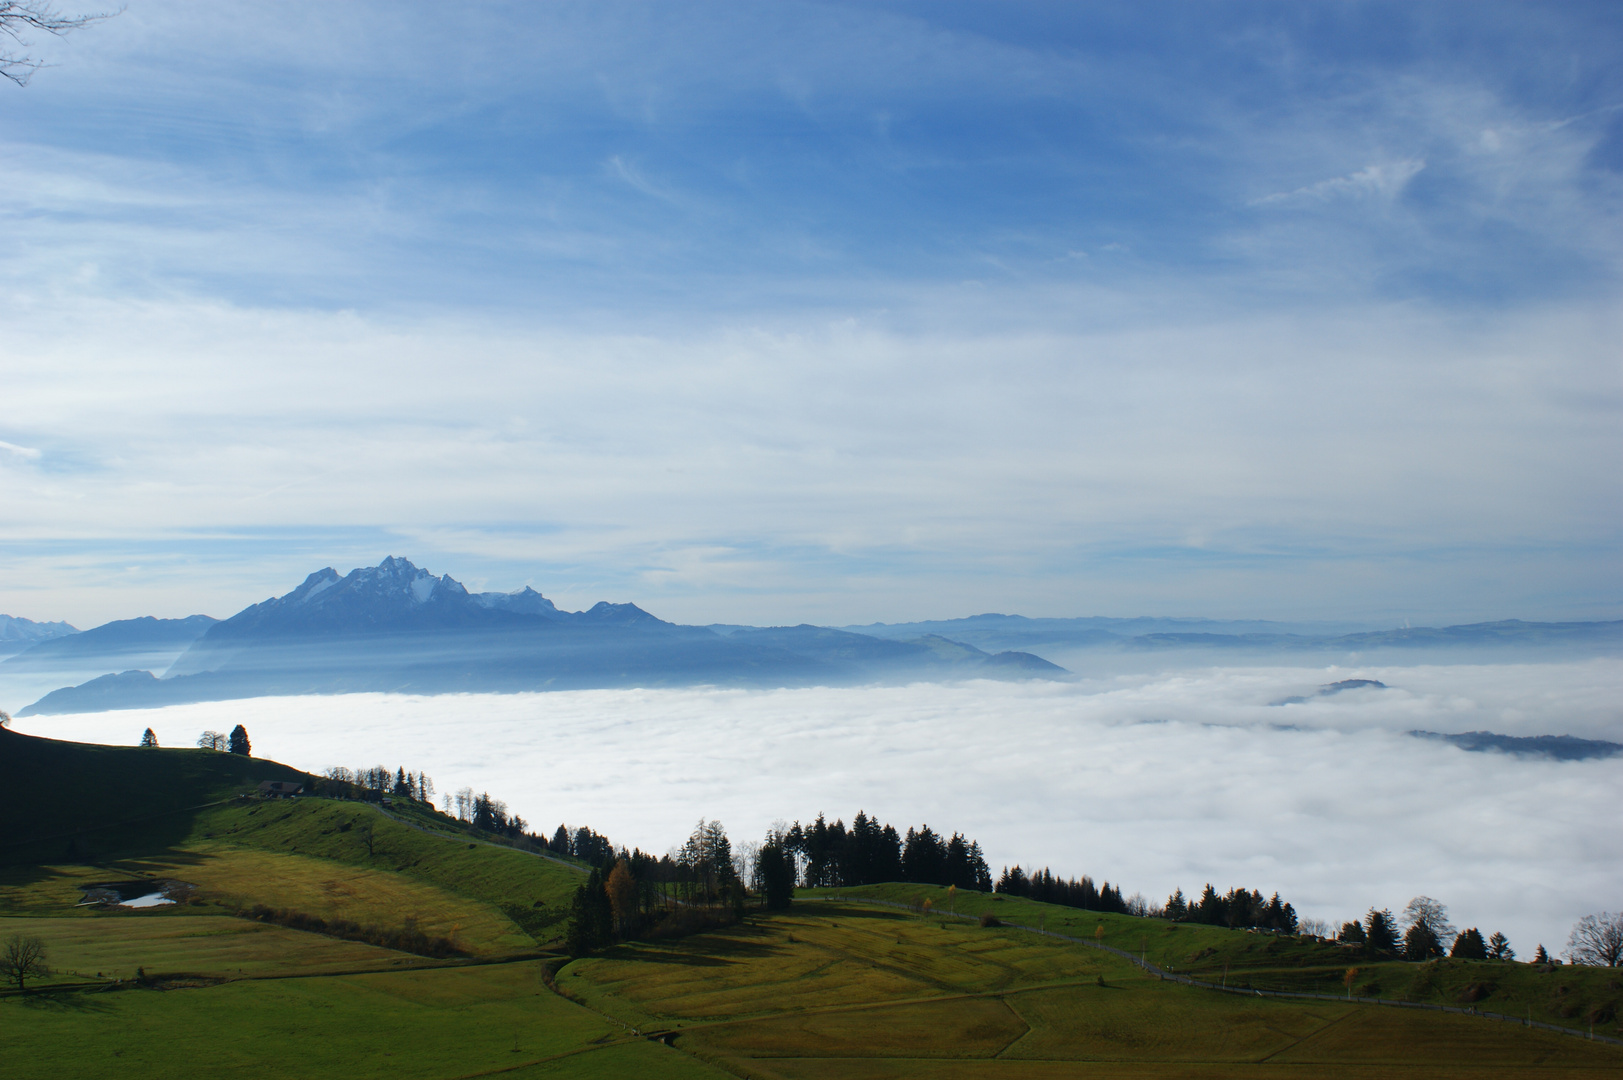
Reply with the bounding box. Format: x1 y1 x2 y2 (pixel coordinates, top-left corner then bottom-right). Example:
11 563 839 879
814 883 1623 1037
190 798 586 946
564 902 1623 1080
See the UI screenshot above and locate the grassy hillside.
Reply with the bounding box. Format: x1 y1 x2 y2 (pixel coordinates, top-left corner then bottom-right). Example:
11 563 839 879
0 959 731 1080
188 798 587 945
3 727 1617 1077
562 900 1623 1079
0 913 422 983
811 884 1623 1036
0 726 308 864
0 846 535 955
811 883 1623 1039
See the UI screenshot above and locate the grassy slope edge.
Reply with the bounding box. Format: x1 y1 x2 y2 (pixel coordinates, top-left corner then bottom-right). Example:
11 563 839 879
0 726 308 863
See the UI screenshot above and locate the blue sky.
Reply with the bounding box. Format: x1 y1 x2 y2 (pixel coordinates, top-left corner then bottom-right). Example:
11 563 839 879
1 1 1619 627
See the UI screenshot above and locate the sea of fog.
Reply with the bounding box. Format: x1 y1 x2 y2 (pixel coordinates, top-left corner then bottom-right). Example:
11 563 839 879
16 657 1621 957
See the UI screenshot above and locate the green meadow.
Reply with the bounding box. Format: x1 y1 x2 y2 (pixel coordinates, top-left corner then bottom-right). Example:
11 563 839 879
2 728 1620 1078
811 883 1623 1032
562 900 1623 1079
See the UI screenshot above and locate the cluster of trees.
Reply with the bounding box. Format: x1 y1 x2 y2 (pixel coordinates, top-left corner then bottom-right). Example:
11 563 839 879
322 765 436 806
184 725 251 754
549 824 616 864
1333 897 1515 962
998 867 1131 914
1165 885 1299 932
442 788 529 837
776 813 993 892
566 819 745 955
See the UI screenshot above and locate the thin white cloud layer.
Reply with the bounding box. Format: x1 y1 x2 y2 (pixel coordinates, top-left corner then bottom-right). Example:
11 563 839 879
18 659 1621 955
1252 159 1427 205
1 293 1617 628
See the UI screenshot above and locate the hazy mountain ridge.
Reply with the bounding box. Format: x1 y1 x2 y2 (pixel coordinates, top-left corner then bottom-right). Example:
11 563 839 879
1 615 217 671
0 613 79 653
842 614 1623 655
18 558 1065 715
12 560 1619 717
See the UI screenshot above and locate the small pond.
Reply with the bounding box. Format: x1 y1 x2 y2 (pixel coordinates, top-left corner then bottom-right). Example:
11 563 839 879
79 879 189 908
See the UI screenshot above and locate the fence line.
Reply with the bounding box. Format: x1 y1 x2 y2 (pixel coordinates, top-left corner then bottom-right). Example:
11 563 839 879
823 895 1622 1048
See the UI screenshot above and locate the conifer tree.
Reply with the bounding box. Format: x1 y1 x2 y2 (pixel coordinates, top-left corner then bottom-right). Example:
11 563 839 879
1487 931 1514 961
139 728 158 748
1365 908 1400 953
1403 921 1443 961
566 870 614 957
1450 928 1488 960
228 725 251 756
757 838 795 910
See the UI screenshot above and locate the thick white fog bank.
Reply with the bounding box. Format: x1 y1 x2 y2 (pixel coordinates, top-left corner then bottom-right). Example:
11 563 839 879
19 658 1621 957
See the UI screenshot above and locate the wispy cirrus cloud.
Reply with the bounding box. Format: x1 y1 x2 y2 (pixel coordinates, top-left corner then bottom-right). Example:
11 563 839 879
0 2 1619 627
1251 158 1427 206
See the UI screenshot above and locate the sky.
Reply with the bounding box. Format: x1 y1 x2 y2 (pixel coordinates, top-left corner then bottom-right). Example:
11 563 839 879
1 1 1620 629
17 658 1622 955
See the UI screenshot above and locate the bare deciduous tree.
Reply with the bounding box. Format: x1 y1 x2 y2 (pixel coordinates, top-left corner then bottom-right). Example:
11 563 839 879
1402 896 1456 949
1 2 113 86
2 933 49 992
197 730 226 751
1567 912 1623 967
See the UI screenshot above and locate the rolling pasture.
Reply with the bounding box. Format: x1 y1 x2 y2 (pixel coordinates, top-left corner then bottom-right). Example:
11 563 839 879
564 900 1623 1079
2 728 1620 1078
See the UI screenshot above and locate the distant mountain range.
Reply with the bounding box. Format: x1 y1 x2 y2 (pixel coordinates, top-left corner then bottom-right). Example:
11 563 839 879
7 558 1620 717
0 614 78 653
15 558 1063 715
842 614 1623 655
2 615 217 672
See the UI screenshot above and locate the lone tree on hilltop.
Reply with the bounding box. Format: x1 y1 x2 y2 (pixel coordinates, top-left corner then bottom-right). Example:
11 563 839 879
1567 912 1623 967
228 724 251 756
139 727 157 748
2 933 49 992
1 1 113 86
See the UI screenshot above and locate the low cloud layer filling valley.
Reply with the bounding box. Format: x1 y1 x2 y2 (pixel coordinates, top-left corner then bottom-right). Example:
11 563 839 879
19 658 1620 956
